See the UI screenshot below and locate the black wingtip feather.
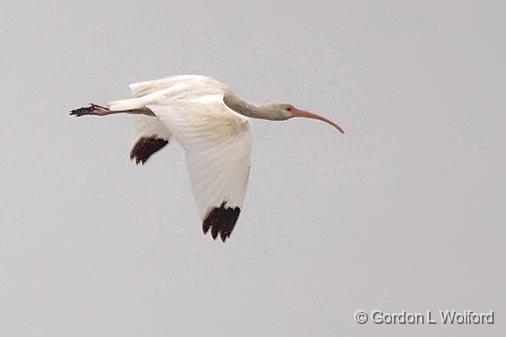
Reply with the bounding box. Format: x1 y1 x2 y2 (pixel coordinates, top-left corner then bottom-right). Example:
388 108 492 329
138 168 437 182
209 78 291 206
202 202 241 242
130 136 169 165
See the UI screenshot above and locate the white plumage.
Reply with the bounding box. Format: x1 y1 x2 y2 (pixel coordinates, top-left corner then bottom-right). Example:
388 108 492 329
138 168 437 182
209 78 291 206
71 74 344 242
116 76 250 240
149 96 251 220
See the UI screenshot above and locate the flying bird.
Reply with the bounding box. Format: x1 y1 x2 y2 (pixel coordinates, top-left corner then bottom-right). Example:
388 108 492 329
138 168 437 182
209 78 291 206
71 75 344 242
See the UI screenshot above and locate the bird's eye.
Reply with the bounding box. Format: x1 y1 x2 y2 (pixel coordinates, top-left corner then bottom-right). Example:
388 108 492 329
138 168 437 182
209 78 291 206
286 107 292 111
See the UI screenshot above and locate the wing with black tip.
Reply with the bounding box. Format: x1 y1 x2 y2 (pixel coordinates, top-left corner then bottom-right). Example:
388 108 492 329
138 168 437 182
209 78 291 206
149 95 251 241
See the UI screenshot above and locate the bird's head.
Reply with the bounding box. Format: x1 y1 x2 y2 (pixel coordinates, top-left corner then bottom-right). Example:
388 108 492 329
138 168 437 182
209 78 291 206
263 103 345 134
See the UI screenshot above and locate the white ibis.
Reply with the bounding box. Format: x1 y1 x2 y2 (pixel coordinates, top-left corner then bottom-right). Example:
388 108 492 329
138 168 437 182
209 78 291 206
71 75 344 242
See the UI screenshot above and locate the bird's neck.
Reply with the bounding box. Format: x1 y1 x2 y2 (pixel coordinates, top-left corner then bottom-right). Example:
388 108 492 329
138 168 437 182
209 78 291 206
223 94 271 120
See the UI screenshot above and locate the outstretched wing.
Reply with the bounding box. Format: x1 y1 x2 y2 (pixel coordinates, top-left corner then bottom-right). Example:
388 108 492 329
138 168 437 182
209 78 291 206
128 75 227 98
149 95 251 241
121 76 228 165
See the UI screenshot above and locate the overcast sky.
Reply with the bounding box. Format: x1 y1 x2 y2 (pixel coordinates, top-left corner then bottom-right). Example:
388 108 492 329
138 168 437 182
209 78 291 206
0 1 504 336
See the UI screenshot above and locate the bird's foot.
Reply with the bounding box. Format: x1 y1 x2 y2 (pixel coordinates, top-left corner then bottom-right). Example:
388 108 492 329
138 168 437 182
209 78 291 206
70 103 109 117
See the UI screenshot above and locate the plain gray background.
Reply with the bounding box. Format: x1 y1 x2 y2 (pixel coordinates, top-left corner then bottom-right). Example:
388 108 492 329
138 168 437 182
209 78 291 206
1 0 504 336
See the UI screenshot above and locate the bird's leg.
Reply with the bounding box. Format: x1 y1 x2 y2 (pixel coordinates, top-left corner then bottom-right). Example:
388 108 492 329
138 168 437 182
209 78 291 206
70 103 111 117
70 103 155 117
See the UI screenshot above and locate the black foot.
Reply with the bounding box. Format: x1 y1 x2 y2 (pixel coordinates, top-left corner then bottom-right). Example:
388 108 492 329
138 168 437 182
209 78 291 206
70 103 108 117
70 106 93 117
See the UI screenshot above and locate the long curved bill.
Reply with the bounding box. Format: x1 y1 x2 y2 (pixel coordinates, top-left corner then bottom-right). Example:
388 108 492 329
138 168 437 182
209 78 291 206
292 108 345 134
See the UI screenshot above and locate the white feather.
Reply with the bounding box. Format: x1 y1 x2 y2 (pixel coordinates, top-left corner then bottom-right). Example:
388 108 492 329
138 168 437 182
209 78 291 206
109 75 229 111
133 115 172 143
129 75 220 97
148 95 251 219
107 75 251 221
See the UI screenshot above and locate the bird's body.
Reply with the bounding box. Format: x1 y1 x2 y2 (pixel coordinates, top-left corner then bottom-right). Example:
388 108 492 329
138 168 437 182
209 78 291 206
71 75 343 242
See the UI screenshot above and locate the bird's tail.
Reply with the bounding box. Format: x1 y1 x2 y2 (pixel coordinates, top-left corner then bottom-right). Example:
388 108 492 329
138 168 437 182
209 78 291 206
108 97 148 111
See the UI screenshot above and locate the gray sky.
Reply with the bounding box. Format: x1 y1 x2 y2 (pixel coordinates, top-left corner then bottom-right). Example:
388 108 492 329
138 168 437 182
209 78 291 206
0 0 504 336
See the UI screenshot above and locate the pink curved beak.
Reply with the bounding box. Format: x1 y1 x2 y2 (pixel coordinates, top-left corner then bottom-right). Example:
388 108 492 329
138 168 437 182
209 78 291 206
292 108 345 134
